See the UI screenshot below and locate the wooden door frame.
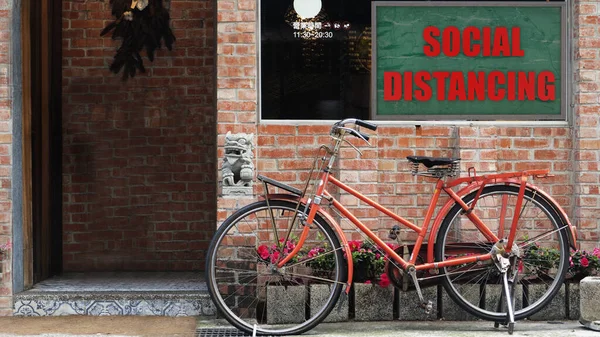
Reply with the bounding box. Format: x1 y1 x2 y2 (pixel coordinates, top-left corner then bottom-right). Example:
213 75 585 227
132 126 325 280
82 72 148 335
18 0 62 289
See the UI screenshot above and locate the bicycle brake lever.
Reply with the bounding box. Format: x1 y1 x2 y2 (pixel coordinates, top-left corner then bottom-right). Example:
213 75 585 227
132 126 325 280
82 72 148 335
342 138 363 157
338 126 373 147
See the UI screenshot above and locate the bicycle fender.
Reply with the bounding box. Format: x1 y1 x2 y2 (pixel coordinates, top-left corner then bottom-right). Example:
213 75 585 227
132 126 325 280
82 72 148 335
259 193 354 293
426 180 577 263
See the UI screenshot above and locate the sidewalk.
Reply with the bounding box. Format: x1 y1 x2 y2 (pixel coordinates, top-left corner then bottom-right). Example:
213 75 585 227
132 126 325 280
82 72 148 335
199 319 595 337
0 316 595 337
0 316 197 337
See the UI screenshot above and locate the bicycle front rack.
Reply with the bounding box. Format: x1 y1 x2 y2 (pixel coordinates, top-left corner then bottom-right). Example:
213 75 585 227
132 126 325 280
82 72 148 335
410 161 461 178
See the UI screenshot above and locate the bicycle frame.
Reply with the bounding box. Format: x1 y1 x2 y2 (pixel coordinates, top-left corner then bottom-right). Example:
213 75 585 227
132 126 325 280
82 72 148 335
273 167 577 291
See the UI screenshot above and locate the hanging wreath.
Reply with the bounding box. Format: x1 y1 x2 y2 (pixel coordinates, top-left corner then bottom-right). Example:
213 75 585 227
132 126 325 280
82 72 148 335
100 0 176 80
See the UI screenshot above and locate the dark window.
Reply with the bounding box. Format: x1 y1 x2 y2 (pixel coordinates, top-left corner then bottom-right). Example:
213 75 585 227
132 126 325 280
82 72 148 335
260 0 372 120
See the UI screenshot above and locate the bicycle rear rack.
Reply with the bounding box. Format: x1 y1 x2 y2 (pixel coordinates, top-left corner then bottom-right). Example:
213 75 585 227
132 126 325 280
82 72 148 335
410 162 460 178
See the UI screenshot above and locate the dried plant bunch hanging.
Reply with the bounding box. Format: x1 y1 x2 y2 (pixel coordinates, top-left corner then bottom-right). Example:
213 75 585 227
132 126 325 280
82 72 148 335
101 0 176 80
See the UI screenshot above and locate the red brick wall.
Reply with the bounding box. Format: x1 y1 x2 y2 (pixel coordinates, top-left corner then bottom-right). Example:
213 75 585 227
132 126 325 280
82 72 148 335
574 1 600 247
0 0 13 315
62 0 216 271
216 0 598 252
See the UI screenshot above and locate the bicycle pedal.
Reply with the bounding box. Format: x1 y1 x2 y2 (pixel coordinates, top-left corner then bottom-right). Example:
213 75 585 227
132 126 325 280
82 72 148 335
420 300 433 315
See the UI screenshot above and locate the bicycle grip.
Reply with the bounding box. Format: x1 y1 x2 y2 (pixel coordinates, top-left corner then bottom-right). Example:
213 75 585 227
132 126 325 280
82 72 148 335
352 129 370 142
355 120 378 131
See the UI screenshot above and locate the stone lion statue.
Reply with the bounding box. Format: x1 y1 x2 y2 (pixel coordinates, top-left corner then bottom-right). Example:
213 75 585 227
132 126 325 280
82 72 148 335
222 132 254 187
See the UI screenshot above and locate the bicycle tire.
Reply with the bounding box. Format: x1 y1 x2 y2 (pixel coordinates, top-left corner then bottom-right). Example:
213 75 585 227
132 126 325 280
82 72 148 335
205 200 347 335
435 185 569 322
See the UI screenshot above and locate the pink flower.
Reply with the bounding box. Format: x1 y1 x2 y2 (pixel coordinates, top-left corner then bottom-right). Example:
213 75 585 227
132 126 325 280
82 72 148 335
378 273 391 288
257 245 270 260
570 256 574 268
348 241 361 252
581 256 589 268
286 240 295 250
270 251 280 264
376 253 381 259
518 260 524 273
365 280 372 284
308 248 319 258
593 248 600 258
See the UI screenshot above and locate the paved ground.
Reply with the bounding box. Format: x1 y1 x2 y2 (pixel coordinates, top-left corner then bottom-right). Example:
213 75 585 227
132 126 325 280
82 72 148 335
196 319 595 337
0 317 596 337
0 316 197 337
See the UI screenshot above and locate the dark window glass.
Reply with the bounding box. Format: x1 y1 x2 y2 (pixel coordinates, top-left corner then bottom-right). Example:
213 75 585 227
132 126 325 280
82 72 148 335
260 0 566 120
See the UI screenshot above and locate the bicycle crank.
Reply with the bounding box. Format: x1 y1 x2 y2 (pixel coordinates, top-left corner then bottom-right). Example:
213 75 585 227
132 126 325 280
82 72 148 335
408 266 433 315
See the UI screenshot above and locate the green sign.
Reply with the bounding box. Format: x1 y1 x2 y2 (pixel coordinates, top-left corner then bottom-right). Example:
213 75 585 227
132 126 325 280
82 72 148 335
372 2 566 120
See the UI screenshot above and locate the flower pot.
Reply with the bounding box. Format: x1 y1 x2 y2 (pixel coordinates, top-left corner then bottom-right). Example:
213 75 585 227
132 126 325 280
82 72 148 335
266 285 306 324
353 283 394 321
352 261 371 283
310 284 348 322
397 285 438 321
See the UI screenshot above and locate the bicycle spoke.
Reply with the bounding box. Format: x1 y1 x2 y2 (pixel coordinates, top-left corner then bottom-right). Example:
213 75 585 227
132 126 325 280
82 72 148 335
517 225 568 249
283 272 345 285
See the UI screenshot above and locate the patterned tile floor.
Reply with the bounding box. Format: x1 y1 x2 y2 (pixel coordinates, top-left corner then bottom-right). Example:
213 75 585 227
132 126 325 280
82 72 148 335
27 272 207 292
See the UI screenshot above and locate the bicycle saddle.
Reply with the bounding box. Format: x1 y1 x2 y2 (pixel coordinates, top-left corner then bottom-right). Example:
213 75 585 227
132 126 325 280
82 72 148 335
406 156 460 168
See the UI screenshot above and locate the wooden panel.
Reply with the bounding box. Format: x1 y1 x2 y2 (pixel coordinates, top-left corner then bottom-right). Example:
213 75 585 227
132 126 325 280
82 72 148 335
21 0 33 289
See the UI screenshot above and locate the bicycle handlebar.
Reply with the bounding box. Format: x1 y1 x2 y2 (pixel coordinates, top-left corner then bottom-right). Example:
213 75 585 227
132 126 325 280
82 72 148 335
334 118 378 131
332 119 377 143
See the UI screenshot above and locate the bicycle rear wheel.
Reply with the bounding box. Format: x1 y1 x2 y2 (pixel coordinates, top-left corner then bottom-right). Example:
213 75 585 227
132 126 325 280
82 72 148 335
206 200 346 335
435 185 569 322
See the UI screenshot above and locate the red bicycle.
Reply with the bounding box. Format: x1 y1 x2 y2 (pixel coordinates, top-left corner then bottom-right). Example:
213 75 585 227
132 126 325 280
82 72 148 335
206 119 577 335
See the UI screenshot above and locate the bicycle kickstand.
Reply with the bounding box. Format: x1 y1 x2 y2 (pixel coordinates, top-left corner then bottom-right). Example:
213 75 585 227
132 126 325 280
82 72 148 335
501 271 516 335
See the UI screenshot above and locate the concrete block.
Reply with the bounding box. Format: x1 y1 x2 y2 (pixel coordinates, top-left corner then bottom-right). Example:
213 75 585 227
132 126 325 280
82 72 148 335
528 283 566 321
267 285 306 324
310 284 348 322
568 282 580 320
442 284 479 320
398 286 438 321
485 284 523 313
580 277 600 331
354 283 394 321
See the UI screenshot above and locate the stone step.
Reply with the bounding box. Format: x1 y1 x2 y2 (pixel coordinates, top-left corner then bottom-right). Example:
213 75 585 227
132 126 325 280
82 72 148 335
13 272 216 317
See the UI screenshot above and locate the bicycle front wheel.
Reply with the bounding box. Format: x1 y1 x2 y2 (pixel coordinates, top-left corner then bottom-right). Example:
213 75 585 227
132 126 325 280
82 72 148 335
435 185 569 322
206 200 347 335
